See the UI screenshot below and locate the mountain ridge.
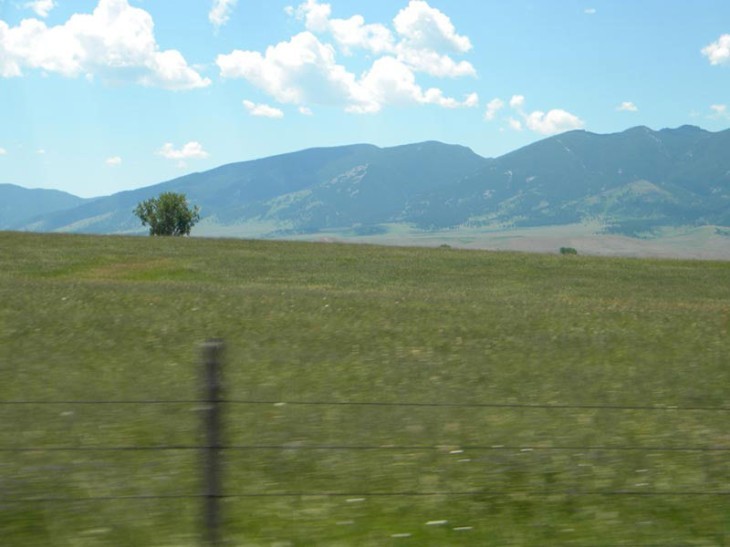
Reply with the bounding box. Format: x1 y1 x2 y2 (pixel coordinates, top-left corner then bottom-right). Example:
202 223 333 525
4 126 729 244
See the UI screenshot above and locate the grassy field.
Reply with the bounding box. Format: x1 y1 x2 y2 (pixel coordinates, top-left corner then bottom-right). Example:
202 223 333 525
1 231 729 546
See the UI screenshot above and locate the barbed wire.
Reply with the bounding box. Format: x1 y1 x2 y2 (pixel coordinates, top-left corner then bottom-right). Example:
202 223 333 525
1 444 729 452
2 395 728 542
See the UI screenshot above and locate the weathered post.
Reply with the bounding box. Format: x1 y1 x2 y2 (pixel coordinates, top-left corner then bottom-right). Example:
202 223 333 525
202 339 225 546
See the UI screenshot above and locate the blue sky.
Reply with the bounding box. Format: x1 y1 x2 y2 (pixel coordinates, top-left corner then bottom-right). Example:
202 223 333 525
1 0 729 197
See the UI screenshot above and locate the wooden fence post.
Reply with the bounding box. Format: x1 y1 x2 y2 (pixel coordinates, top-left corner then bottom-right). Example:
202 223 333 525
202 339 225 546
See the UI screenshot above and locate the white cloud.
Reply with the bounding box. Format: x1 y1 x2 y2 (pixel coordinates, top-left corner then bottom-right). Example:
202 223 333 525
243 99 284 118
584 8 596 15
217 32 363 107
710 104 729 119
393 0 472 54
0 0 210 90
330 16 394 56
484 97 504 121
26 0 56 18
353 56 476 113
292 0 332 33
105 156 122 166
395 45 475 77
508 117 523 131
293 0 394 55
509 94 525 109
37 148 46 155
157 142 210 160
389 0 477 77
218 34 471 114
209 0 238 29
290 0 474 77
463 92 479 108
702 34 730 66
223 2 475 113
524 109 585 135
508 95 584 135
299 106 313 115
617 101 638 112
0 147 7 156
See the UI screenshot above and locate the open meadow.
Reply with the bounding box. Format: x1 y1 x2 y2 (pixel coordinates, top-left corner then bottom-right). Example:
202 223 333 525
1 231 729 546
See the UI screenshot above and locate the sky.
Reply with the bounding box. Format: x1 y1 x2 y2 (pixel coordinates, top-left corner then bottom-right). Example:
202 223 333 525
1 0 729 198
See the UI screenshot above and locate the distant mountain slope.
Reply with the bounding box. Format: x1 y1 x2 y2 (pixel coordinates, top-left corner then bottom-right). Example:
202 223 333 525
0 184 88 229
15 141 489 234
409 125 730 234
8 126 730 238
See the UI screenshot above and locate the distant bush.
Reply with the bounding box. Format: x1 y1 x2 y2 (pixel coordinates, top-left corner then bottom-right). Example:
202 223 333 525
134 192 200 236
560 247 578 255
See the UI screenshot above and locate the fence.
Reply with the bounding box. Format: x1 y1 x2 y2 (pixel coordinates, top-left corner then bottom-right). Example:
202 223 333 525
1 339 729 545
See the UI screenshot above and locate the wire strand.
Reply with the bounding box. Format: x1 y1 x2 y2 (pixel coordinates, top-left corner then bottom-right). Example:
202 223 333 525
2 444 728 452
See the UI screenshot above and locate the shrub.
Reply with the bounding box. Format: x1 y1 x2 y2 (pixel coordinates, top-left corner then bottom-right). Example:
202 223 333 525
134 192 200 236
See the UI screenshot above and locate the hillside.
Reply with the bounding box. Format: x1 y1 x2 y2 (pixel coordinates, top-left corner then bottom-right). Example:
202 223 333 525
7 126 730 244
0 184 88 229
410 125 730 234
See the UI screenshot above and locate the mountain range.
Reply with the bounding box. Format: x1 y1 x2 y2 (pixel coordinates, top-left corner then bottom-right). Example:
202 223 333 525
3 125 729 249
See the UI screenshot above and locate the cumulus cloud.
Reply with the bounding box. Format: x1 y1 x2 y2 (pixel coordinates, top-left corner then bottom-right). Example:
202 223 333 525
222 1 476 113
509 94 525 109
352 56 477 113
392 0 475 77
463 92 479 108
157 142 210 160
243 99 284 118
105 156 122 166
0 0 210 90
288 0 474 77
702 34 730 66
0 147 7 156
508 95 584 135
484 97 504 120
584 8 596 15
209 0 238 29
292 0 394 55
393 0 471 54
523 109 585 135
395 45 475 77
617 101 638 112
217 32 362 107
218 32 476 114
26 0 56 18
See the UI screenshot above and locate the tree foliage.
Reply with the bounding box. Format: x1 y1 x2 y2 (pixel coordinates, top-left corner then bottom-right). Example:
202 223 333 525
134 192 200 236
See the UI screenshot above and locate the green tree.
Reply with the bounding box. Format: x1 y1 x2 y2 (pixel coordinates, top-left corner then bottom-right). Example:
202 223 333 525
134 192 200 236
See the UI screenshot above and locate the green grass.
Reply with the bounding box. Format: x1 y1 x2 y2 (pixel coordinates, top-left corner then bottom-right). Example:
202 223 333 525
1 231 729 546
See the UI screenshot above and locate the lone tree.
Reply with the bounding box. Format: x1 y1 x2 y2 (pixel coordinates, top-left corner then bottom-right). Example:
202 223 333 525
134 192 200 236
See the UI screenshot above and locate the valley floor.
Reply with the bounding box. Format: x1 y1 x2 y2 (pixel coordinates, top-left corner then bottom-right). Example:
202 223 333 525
284 223 730 261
